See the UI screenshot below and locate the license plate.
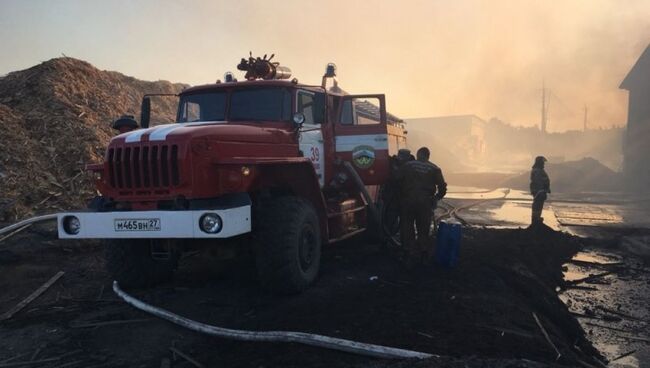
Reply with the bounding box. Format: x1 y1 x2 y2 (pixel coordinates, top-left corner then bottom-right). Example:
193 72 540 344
114 218 161 232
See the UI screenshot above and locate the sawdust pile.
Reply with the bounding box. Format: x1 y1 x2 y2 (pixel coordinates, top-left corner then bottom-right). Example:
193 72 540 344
0 57 187 221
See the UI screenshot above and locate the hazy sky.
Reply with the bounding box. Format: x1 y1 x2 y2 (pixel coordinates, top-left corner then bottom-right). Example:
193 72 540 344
1 0 649 131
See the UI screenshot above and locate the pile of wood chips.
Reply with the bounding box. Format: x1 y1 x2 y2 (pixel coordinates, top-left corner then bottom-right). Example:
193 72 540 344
0 57 187 221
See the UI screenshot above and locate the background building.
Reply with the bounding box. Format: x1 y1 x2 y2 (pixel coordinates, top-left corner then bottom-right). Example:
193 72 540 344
406 115 487 168
620 44 650 192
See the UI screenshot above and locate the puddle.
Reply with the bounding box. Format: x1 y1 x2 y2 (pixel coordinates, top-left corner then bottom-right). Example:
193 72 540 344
448 186 650 233
446 185 491 193
562 265 590 282
599 343 641 368
488 201 530 224
571 252 620 264
505 189 531 199
443 186 564 230
477 200 562 230
556 208 624 227
560 249 649 368
446 188 510 200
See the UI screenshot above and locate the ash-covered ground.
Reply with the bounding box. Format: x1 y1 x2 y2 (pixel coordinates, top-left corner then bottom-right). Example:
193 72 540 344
0 222 618 368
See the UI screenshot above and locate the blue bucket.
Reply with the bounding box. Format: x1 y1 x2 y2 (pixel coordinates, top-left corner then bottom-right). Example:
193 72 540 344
435 219 462 268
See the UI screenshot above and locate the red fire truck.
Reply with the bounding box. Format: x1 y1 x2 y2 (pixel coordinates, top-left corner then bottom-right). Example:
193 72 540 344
57 56 407 293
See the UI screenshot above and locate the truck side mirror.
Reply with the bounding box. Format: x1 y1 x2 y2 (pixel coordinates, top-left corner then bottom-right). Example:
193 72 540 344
292 112 305 129
140 97 151 129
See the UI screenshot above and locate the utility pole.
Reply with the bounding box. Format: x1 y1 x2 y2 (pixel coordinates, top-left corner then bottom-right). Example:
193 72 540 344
541 82 548 134
583 105 588 132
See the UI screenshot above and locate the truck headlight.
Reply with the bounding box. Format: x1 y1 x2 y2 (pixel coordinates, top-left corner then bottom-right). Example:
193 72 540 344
241 166 251 176
199 213 222 234
62 216 81 235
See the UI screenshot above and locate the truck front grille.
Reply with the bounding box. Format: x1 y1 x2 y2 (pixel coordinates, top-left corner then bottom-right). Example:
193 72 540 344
107 144 181 191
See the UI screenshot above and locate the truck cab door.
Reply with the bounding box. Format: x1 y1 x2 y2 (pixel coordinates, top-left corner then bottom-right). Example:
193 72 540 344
334 94 389 185
297 89 326 187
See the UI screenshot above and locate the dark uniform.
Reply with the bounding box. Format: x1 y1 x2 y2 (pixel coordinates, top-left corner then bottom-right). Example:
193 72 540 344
530 156 551 225
397 159 447 262
381 149 415 238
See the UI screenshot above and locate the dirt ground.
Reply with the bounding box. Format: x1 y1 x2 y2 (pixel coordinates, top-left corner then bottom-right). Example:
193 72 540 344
0 222 614 368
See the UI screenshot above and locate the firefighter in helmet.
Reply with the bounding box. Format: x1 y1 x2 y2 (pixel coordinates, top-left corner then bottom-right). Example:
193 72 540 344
397 148 415 165
389 149 414 175
397 147 447 265
530 156 551 225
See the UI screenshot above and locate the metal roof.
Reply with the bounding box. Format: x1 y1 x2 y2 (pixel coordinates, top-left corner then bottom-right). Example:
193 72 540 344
180 79 402 123
620 44 650 90
354 100 402 124
180 80 327 95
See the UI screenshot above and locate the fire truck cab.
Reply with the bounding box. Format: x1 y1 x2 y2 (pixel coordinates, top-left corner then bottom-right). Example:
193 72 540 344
57 58 407 293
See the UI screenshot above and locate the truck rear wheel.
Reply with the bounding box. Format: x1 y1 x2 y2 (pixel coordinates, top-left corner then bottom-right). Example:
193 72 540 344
255 197 321 294
105 239 180 288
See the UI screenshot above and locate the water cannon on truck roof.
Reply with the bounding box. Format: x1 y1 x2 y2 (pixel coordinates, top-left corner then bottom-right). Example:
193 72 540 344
59 54 408 294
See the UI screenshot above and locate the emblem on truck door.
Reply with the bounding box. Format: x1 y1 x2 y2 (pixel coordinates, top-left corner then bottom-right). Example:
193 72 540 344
352 145 376 169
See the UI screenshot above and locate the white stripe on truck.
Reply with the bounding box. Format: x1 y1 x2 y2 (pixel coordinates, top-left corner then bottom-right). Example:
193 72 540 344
122 121 226 143
124 126 158 143
335 134 389 152
148 124 181 141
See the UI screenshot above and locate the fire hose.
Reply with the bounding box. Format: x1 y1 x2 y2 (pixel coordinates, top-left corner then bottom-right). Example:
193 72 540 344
0 212 435 360
112 281 434 360
0 214 57 238
339 160 381 226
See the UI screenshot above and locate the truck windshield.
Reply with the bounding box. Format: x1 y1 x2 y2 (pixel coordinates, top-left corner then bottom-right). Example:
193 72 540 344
178 92 227 123
177 87 291 123
230 88 291 122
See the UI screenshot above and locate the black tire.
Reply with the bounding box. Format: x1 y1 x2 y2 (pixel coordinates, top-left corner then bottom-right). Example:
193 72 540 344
254 197 322 294
105 239 180 288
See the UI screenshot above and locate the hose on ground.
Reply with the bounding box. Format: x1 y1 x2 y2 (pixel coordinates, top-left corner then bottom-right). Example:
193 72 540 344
0 214 57 236
113 281 434 360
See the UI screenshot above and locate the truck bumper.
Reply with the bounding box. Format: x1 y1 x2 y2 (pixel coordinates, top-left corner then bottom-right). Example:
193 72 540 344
57 206 251 239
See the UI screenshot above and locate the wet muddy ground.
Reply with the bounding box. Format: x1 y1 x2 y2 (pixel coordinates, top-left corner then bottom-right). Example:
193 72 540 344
445 188 650 368
1 188 648 367
1 222 607 367
445 188 650 233
560 246 650 368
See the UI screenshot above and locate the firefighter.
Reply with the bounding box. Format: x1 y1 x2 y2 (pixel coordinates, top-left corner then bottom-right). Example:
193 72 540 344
380 149 415 241
389 149 414 175
397 148 415 165
397 147 447 265
530 156 551 225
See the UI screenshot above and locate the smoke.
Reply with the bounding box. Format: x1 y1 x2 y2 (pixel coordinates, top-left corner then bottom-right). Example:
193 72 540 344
220 0 650 131
335 0 650 131
1 0 649 132
433 1 650 131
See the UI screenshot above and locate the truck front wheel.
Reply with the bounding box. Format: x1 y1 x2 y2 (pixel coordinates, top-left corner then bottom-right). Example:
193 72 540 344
105 239 180 288
255 197 322 294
